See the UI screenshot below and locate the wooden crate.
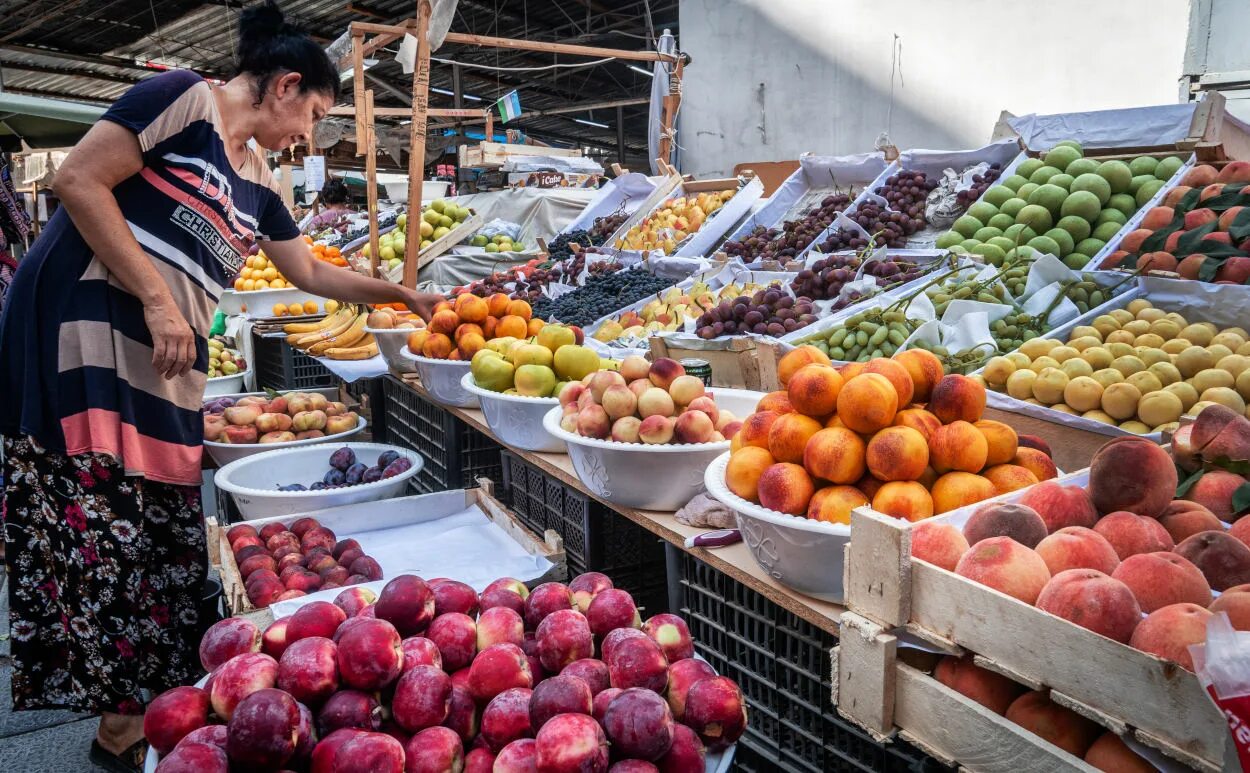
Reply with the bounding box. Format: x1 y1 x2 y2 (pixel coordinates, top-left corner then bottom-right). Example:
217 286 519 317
458 141 583 170
648 335 782 391
837 505 1235 772
220 481 565 615
981 406 1109 474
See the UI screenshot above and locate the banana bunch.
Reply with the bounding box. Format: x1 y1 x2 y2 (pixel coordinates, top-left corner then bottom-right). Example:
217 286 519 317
283 304 379 360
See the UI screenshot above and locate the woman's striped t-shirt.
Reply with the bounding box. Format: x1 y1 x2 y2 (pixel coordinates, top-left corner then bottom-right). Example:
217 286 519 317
0 70 299 485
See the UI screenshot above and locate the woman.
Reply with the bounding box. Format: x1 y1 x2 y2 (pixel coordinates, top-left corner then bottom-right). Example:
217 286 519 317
0 3 441 769
300 176 353 234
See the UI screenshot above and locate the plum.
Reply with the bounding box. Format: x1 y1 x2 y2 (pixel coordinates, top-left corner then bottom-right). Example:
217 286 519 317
382 457 413 478
377 450 400 469
344 463 368 485
330 446 357 472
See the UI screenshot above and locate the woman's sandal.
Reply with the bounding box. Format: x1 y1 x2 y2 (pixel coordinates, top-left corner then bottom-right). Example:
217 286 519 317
89 738 148 773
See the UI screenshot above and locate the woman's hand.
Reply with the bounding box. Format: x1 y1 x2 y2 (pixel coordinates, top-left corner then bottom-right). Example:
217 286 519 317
144 300 197 379
398 290 447 322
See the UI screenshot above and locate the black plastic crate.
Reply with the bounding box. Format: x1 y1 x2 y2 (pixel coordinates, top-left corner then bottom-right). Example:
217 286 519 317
380 376 503 495
501 450 668 614
343 377 386 441
252 331 337 391
672 549 945 773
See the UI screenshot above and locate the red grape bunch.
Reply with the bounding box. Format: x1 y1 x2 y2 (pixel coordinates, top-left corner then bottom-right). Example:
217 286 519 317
694 284 817 339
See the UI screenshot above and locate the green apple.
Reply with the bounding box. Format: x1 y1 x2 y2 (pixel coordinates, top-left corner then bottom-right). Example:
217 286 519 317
221 360 239 375
433 227 451 240
438 215 454 230
423 209 441 225
553 344 601 381
471 351 515 392
471 234 489 247
487 336 518 354
514 364 557 397
430 199 447 214
537 324 575 353
511 344 554 368
396 213 407 230
484 243 499 253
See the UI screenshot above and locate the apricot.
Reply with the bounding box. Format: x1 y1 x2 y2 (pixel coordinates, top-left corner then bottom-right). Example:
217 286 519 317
864 426 928 482
1175 530 1250 590
755 391 794 414
1084 732 1155 773
892 408 941 442
928 375 986 424
454 293 489 323
1012 448 1058 482
1035 527 1120 576
929 421 988 474
505 299 532 320
1137 251 1177 273
963 503 1048 548
725 447 776 503
1005 691 1101 758
1188 470 1249 521
836 374 898 434
803 427 866 485
893 349 944 402
955 536 1051 604
757 463 816 516
1117 229 1153 253
911 522 969 571
982 464 1039 495
429 309 460 335
422 333 454 359
872 481 934 522
1139 205 1174 231
786 364 843 418
931 472 998 514
1016 481 1098 533
495 315 529 339
737 411 780 450
933 655 1025 715
856 474 884 501
1129 602 1212 671
486 293 511 317
1182 163 1219 187
1037 569 1141 643
766 413 823 465
1159 501 1224 542
1112 551 1212 612
778 346 832 387
807 486 868 525
839 362 866 381
1210 583 1250 630
972 420 1017 467
863 358 915 407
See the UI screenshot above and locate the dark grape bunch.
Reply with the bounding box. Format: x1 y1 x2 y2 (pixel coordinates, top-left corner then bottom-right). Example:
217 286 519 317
589 212 628 243
791 253 927 302
510 252 624 305
815 227 885 253
876 169 938 220
529 266 672 327
954 162 1003 209
720 192 854 262
694 284 817 339
546 229 594 262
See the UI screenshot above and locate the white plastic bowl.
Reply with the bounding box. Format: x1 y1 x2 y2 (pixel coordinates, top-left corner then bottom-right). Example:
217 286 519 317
204 371 245 398
214 442 421 520
703 452 849 602
461 372 565 452
204 414 368 467
543 388 765 511
368 326 419 376
400 348 478 407
217 287 333 318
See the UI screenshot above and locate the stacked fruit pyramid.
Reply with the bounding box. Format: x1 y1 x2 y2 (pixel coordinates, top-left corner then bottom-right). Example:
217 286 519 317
144 572 746 772
722 346 1059 522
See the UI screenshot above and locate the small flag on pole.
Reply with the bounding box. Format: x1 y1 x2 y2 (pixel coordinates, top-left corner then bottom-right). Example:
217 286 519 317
495 90 521 123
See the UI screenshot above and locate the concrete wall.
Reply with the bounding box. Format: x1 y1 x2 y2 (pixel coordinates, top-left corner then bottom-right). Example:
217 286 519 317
678 0 1190 177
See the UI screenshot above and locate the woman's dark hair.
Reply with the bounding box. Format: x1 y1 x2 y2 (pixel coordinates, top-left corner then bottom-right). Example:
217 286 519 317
320 178 350 205
238 1 339 106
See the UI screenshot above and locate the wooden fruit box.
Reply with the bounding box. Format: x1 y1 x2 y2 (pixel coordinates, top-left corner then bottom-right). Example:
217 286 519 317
458 141 583 170
837 505 1235 772
980 405 1110 474
219 480 566 615
648 335 782 391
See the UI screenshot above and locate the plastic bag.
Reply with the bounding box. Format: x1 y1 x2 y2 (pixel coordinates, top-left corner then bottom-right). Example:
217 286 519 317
475 219 524 242
1189 612 1250 770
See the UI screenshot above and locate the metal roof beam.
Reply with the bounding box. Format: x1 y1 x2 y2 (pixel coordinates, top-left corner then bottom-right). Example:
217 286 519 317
0 61 142 85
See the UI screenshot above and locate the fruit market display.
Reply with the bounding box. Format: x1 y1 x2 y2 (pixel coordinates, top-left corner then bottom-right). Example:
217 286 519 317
144 572 746 771
405 294 548 361
234 250 293 292
982 298 1250 433
790 248 934 304
721 191 856 263
692 283 818 340
316 208 401 251
283 304 378 361
278 446 414 492
614 188 737 253
1100 161 1250 281
530 266 675 328
224 515 385 607
364 306 423 331
309 238 349 268
1175 403 1250 524
723 346 1059 521
936 143 1185 269
469 330 605 397
360 200 473 272
546 212 629 262
592 280 771 342
202 392 361 445
557 356 742 444
912 425 1250 673
208 337 246 379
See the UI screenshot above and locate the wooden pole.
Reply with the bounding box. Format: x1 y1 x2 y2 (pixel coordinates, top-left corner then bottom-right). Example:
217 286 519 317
440 31 678 62
352 32 366 157
658 58 682 170
402 1 431 290
364 90 381 278
484 106 494 144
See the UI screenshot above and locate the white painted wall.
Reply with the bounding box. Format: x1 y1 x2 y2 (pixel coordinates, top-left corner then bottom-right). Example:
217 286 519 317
678 0 1190 177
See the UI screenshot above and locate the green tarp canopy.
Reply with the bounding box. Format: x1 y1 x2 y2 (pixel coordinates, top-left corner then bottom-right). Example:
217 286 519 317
0 92 104 152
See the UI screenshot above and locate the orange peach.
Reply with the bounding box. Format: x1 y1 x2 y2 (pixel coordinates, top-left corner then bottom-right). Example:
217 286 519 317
527 318 544 337
872 481 934 522
755 391 794 414
911 521 970 571
1087 436 1178 518
1012 448 1059 482
778 346 832 387
933 654 1026 715
836 374 898 434
481 316 498 339
824 415 845 429
1112 551 1212 612
495 315 529 339
1035 527 1121 576
1118 229 1153 253
1159 500 1223 542
865 426 928 482
982 464 1039 494
1163 185 1193 207
487 293 511 318
1182 163 1219 187
955 536 1051 603
505 299 532 320
458 333 486 360
973 420 1018 466
1234 515 1250 548
1140 205 1175 231
917 465 939 489
893 349 944 402
407 329 430 354
454 293 489 323
863 358 915 407
757 463 816 516
1175 530 1250 590
839 362 866 381
1085 732 1155 773
1188 470 1249 521
1016 482 1098 533
807 485 868 525
1129 602 1212 670
422 333 454 359
787 364 844 417
929 421 988 474
1037 568 1141 643
454 322 485 342
927 375 986 424
738 411 780 450
725 447 776 503
1091 511 1173 559
893 408 941 442
931 472 998 514
803 427 866 485
964 503 1048 548
429 309 460 336
856 475 884 501
1209 583 1250 630
767 413 823 464
1005 691 1101 757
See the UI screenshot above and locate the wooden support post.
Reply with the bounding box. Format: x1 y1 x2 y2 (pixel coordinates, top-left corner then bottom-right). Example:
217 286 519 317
364 90 381 278
402 1 431 290
658 58 682 169
484 107 494 144
352 32 366 157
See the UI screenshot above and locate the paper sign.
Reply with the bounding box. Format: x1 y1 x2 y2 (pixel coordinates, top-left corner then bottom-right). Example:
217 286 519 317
303 156 326 193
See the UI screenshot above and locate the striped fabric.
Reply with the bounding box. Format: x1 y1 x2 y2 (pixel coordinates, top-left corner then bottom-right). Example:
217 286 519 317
0 70 299 485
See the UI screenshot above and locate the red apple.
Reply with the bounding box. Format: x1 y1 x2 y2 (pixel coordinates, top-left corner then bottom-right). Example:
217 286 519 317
209 652 277 720
290 517 321 537
534 713 609 772
277 636 340 705
601 627 649 664
427 612 478 671
227 524 259 544
569 572 614 613
143 686 209 755
432 579 480 617
603 687 675 761
477 607 525 651
333 538 362 559
586 589 641 638
665 659 716 720
286 601 347 643
524 582 574 631
403 726 464 773
536 609 594 673
225 687 301 769
309 728 366 773
199 618 261 671
607 636 668 693
153 741 228 772
316 691 382 736
334 586 378 617
464 747 496 773
494 738 537 773
530 674 593 732
336 618 403 691
658 724 707 773
683 676 747 750
561 658 611 696
481 686 534 751
331 731 405 773
442 684 478 743
480 587 526 615
400 636 444 673
301 526 338 553
392 664 453 732
468 643 533 704
375 575 435 636
174 724 227 753
593 687 623 727
642 614 694 662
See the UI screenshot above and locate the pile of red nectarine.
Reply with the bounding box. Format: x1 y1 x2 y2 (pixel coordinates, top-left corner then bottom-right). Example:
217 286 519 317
144 572 746 772
227 518 383 608
407 293 546 361
724 346 1059 523
203 392 360 445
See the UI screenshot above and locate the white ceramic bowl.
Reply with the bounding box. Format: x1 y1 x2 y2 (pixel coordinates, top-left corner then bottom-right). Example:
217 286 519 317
204 415 368 467
400 348 478 408
217 287 333 318
368 327 419 376
215 442 422 520
204 371 245 398
461 372 565 452
704 452 849 602
542 388 765 511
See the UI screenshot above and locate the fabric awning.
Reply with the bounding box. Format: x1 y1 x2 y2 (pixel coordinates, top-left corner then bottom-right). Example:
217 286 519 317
0 92 104 151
